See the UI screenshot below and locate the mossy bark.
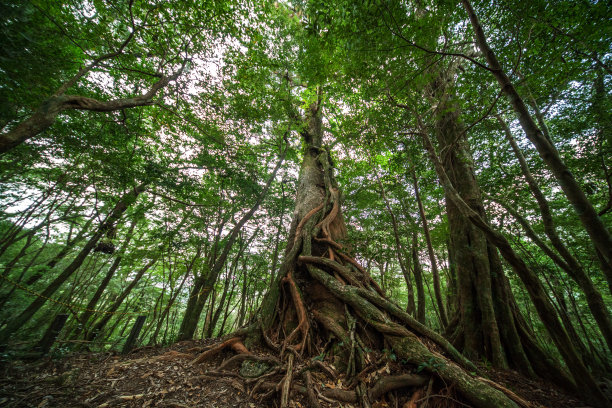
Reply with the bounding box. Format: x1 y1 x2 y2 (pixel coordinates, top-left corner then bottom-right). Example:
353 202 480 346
431 83 505 369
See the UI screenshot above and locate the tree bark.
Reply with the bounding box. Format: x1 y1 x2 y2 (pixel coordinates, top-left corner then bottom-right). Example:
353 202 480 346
422 76 504 368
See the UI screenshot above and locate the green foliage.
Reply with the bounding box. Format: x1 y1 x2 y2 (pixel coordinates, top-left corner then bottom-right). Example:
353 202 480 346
0 0 609 369
416 357 445 373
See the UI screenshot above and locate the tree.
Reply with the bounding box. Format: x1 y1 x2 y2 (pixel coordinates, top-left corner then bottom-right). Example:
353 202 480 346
0 1 610 407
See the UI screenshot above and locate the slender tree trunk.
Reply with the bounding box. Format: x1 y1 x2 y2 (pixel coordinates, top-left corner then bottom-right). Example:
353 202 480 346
497 115 612 351
412 170 448 327
410 231 426 324
374 174 415 315
25 217 95 286
176 144 287 340
217 281 238 337
0 184 145 345
269 183 287 286
86 256 158 341
461 0 612 268
149 268 189 345
238 259 250 327
207 267 233 338
71 219 138 338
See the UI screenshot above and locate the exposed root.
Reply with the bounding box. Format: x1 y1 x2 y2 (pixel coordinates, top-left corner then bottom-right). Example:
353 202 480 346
217 353 280 371
307 264 519 408
336 251 386 297
294 202 325 245
406 389 424 408
299 255 364 288
315 188 340 239
314 236 343 250
204 168 523 408
281 271 310 353
476 377 538 408
190 337 250 365
280 353 294 408
302 370 322 408
259 317 280 352
275 373 429 404
368 374 429 400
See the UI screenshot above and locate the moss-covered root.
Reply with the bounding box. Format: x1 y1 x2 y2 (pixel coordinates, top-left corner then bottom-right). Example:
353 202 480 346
387 335 520 408
307 264 520 408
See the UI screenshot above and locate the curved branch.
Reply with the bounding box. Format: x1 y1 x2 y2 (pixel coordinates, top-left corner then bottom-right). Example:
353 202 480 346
0 63 185 154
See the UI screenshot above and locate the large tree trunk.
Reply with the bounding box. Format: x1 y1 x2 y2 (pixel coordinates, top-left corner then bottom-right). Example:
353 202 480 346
216 99 524 408
421 126 610 407
429 79 505 368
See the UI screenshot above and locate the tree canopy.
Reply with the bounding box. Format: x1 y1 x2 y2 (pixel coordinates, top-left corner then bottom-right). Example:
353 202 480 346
0 1 610 407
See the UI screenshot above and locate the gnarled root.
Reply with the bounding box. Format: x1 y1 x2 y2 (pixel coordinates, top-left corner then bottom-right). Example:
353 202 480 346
307 264 521 408
281 271 310 353
190 336 250 365
201 169 524 408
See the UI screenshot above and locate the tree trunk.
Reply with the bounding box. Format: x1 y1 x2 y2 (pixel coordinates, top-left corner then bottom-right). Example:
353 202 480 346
375 175 415 315
86 255 158 341
426 76 505 368
410 231 426 324
207 267 233 338
412 170 447 327
71 218 138 338
25 217 94 286
497 115 612 351
176 145 287 340
421 128 609 407
149 267 189 345
241 98 522 408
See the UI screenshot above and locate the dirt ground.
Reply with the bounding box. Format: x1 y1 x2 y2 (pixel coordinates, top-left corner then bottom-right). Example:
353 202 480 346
0 339 600 407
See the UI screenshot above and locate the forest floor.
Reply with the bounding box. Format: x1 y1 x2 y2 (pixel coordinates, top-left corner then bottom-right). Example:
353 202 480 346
0 338 596 408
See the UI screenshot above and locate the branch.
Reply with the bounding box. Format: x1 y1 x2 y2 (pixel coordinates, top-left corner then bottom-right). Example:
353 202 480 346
0 61 187 153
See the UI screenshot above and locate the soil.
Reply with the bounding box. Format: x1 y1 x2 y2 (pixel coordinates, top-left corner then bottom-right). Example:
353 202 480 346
0 339 599 408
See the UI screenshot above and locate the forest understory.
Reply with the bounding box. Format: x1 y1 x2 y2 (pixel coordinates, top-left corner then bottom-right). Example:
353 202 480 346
0 339 600 408
1 0 611 407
